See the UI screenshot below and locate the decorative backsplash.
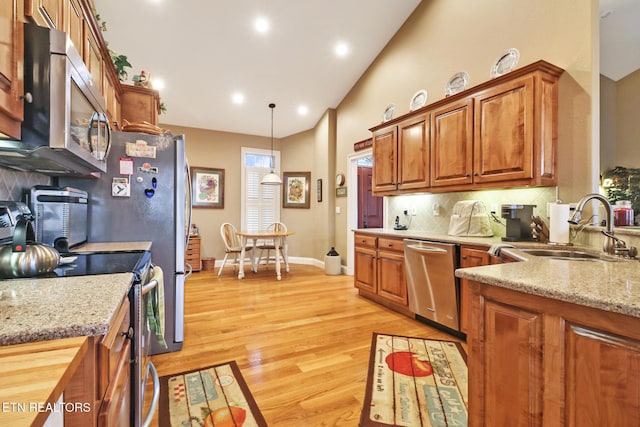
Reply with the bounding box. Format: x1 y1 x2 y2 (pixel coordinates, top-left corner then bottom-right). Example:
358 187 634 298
0 167 51 201
387 187 558 238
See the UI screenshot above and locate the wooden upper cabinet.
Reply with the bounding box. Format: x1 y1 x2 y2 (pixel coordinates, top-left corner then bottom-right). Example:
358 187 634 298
430 98 473 187
65 0 84 55
25 0 64 29
397 114 429 191
0 0 24 139
369 60 562 195
83 20 103 91
372 114 429 195
372 126 397 193
473 75 534 184
120 84 160 126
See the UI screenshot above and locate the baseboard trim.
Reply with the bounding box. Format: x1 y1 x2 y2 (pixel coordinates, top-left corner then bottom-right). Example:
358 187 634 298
212 256 347 274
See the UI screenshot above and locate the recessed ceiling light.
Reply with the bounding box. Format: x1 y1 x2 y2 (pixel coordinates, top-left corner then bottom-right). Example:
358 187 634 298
298 105 309 116
232 92 245 104
254 17 270 34
151 78 165 91
335 42 349 57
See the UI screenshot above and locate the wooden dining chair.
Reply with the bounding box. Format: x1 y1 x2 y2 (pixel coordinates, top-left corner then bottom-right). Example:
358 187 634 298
257 222 288 270
217 223 253 276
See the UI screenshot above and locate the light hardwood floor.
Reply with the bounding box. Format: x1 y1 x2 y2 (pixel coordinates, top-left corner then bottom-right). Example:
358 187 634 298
147 264 465 426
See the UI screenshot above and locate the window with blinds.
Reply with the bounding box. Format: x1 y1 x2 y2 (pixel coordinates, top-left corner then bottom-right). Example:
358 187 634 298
241 147 280 232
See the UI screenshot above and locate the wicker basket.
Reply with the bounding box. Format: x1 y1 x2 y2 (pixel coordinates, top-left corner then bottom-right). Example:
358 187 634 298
202 257 216 271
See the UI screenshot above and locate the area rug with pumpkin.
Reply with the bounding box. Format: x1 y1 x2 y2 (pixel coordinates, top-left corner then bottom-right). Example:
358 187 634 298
359 332 468 427
159 360 267 427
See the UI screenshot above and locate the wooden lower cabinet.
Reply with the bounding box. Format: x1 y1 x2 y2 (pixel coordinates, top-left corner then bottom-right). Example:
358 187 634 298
459 245 490 335
64 296 132 427
354 233 408 312
468 280 640 426
186 236 201 272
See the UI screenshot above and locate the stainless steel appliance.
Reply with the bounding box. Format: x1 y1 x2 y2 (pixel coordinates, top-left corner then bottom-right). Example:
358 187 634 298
404 239 461 333
0 23 110 176
501 204 536 241
53 250 160 427
25 186 88 250
60 131 192 355
0 201 32 243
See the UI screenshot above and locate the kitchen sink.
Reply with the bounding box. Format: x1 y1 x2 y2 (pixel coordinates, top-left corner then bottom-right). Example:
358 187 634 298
519 248 622 262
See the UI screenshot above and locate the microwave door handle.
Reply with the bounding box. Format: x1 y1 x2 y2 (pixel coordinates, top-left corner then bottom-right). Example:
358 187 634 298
103 113 111 159
87 113 96 154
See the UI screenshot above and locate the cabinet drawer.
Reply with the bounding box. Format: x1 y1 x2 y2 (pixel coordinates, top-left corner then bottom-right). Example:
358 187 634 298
378 237 404 252
355 234 377 248
98 298 130 398
98 339 131 427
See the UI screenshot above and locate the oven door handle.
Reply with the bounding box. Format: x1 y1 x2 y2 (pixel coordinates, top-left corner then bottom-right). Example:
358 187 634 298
142 361 160 427
142 279 158 296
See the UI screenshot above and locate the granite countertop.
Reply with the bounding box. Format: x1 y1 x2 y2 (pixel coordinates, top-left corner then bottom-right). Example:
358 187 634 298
0 240 152 346
0 273 133 345
355 228 640 319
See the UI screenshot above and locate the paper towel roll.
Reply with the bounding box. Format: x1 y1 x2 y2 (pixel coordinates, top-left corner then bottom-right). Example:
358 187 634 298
549 203 570 243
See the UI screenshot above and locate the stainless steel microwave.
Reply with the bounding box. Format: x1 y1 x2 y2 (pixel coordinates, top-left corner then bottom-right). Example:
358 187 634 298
0 23 111 176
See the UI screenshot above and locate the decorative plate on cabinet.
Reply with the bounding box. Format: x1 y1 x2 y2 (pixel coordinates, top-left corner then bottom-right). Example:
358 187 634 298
382 104 396 122
445 72 469 97
490 48 520 78
409 89 428 111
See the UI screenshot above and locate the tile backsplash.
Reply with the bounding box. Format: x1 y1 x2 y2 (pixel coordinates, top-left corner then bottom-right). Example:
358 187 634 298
387 187 558 238
0 167 51 201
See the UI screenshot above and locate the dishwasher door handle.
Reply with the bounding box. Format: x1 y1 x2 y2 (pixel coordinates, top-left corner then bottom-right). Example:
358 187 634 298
406 244 448 254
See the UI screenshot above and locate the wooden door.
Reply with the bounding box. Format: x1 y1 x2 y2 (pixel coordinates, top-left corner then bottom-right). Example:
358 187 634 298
430 98 474 187
372 126 397 194
354 247 376 293
377 249 407 306
459 246 490 334
25 0 64 29
471 295 543 427
564 324 640 426
0 0 24 139
474 75 534 184
84 20 103 91
358 166 383 228
397 114 430 191
66 0 84 54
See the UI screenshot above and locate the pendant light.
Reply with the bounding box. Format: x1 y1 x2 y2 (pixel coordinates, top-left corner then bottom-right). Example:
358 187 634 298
261 102 282 185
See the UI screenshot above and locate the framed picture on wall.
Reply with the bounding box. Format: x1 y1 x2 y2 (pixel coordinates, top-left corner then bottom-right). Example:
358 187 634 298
190 167 224 208
283 171 311 209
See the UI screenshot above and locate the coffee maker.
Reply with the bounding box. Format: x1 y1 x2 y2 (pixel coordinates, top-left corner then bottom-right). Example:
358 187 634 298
501 204 536 241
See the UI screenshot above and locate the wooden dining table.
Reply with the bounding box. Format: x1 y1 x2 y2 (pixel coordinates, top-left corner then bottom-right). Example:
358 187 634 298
236 230 295 280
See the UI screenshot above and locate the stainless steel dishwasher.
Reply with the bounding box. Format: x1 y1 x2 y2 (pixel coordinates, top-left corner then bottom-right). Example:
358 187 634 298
404 239 460 332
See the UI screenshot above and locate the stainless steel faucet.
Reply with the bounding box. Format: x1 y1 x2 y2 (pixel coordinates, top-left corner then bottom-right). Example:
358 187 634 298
568 193 638 258
568 193 617 254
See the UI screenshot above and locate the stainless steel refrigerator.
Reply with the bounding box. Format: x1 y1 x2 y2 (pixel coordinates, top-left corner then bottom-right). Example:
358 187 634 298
60 131 192 354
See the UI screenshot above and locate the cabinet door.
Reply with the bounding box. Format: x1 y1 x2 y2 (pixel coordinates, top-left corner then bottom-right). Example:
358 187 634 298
474 75 534 184
98 339 131 427
471 296 543 427
0 0 24 139
354 246 377 293
397 114 430 191
431 99 473 187
120 85 160 126
25 0 64 29
564 324 640 426
459 246 490 334
372 126 397 194
84 21 103 93
431 98 474 187
377 249 407 306
66 0 84 54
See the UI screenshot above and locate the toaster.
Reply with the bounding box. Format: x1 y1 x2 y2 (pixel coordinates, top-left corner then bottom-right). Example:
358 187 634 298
25 186 88 249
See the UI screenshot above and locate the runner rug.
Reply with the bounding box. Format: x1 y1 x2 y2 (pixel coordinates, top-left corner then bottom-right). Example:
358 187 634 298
360 333 468 427
159 360 267 427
